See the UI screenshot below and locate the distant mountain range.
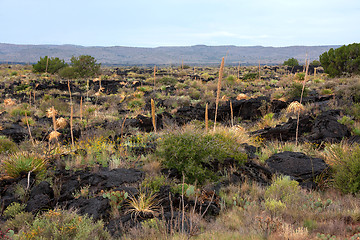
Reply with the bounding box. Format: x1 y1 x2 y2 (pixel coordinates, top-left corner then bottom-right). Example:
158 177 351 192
0 43 340 66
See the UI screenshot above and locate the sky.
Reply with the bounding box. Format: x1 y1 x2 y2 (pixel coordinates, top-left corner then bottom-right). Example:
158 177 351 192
0 0 359 47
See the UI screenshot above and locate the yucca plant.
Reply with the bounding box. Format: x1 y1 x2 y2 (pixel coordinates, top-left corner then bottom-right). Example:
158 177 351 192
126 189 160 220
1 152 47 179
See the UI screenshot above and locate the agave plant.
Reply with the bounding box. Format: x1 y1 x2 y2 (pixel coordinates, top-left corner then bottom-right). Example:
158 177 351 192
125 189 160 220
1 152 47 179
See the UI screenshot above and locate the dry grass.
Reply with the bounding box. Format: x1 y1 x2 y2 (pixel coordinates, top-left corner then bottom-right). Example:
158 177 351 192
55 117 68 129
286 101 306 115
4 98 16 106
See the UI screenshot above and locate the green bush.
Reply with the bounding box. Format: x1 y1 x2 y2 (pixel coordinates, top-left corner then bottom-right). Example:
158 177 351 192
264 176 301 204
58 55 101 79
3 202 26 219
14 208 111 239
295 72 305 80
70 55 101 78
0 137 18 154
286 82 309 99
156 126 247 184
283 58 300 67
158 76 177 86
243 72 258 81
32 56 67 74
324 142 360 194
58 66 77 79
346 103 360 120
142 175 167 193
319 43 360 77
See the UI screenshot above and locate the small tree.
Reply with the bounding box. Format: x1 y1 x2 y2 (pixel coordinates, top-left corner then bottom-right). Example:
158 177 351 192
320 43 360 77
310 60 321 67
33 56 67 74
283 58 300 67
70 55 101 78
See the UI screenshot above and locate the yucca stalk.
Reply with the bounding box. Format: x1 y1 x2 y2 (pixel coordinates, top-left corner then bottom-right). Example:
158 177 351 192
295 60 309 145
151 99 156 132
67 79 74 148
80 96 83 121
29 91 31 107
237 62 240 80
205 103 209 132
47 106 57 132
214 57 225 130
230 100 234 127
258 59 261 81
153 65 157 89
24 112 35 146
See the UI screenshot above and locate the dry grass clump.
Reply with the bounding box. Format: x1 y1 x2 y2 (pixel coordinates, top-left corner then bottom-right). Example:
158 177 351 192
4 98 16 106
1 151 47 179
236 93 248 100
286 101 306 115
280 223 309 240
48 130 61 142
46 106 58 118
126 190 160 220
55 117 68 129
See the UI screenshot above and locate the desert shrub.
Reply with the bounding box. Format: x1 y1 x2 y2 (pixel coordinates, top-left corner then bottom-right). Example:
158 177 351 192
32 56 67 74
319 43 360 77
127 98 145 110
39 97 69 116
0 137 18 153
157 76 177 86
188 88 201 100
1 152 47 180
337 115 354 127
66 136 116 169
320 88 333 95
3 202 26 219
243 72 258 81
264 175 301 204
295 72 305 80
346 103 360 120
3 212 34 233
58 66 77 79
15 84 31 93
286 82 309 99
283 58 300 67
156 125 248 184
225 75 236 86
10 104 31 118
142 175 168 193
323 142 360 194
70 55 101 78
15 208 111 239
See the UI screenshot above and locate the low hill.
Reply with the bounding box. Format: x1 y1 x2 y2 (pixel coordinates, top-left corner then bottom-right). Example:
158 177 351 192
0 43 339 66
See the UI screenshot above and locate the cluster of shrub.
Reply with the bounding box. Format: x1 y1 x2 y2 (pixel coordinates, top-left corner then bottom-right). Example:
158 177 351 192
32 55 100 78
283 43 360 77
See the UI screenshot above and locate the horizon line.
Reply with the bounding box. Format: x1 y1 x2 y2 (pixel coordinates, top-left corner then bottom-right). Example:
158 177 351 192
0 42 343 49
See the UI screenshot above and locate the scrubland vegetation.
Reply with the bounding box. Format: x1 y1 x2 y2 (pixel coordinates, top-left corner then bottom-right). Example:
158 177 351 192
1 45 360 239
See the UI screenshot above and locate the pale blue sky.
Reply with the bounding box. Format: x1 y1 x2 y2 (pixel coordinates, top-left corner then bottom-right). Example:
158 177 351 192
1 0 359 47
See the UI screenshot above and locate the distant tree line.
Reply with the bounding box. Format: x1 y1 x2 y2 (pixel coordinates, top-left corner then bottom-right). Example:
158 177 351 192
32 55 100 78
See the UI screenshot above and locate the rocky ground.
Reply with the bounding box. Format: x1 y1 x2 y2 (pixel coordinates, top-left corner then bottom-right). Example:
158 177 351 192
0 64 360 239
